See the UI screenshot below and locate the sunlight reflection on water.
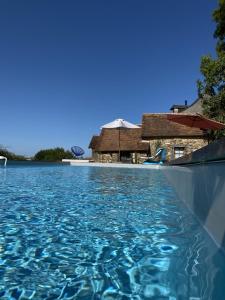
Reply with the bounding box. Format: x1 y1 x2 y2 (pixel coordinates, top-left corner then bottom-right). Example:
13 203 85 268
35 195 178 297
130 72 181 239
0 165 224 299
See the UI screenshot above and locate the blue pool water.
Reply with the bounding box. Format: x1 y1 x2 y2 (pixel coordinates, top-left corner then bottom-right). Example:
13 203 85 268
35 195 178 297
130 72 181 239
0 165 225 299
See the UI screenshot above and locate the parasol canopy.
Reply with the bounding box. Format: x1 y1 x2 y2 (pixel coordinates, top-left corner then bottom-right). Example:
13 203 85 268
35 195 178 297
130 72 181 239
100 119 139 162
166 113 225 130
101 118 140 129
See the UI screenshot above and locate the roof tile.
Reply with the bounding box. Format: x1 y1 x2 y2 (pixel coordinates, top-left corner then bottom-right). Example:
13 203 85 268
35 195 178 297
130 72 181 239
142 114 204 138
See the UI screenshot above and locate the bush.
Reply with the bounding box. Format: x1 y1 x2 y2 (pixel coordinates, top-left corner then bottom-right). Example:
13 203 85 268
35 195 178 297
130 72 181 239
0 146 26 160
34 147 74 161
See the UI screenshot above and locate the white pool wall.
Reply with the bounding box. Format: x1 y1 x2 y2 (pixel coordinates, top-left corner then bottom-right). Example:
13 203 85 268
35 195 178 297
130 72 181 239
164 162 225 251
69 160 225 250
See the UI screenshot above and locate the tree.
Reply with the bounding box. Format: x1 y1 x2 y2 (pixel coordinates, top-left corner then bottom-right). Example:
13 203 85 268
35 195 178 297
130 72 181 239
0 145 26 160
198 0 225 138
213 0 225 54
34 147 74 161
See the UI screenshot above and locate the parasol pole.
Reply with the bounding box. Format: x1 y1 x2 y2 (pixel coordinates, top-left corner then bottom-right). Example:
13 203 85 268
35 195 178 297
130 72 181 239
118 127 120 162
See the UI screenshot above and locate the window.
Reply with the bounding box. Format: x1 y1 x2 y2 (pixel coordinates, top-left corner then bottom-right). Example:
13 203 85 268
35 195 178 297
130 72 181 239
174 147 185 159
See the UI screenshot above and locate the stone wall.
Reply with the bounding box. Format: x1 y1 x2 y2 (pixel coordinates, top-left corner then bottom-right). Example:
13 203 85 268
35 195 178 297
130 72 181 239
92 152 147 163
136 152 148 164
91 151 98 162
148 137 207 161
92 137 206 163
94 152 119 163
169 136 225 165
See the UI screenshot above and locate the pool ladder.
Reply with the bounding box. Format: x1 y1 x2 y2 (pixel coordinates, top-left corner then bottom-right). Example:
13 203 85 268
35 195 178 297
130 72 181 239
0 156 7 167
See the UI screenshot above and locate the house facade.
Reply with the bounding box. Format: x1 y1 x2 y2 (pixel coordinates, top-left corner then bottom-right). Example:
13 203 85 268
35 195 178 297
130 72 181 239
89 135 100 161
89 128 149 163
89 115 208 163
89 99 209 163
141 114 207 161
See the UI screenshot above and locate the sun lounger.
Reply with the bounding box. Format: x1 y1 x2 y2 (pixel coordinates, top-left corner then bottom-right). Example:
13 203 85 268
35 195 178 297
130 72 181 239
143 148 167 165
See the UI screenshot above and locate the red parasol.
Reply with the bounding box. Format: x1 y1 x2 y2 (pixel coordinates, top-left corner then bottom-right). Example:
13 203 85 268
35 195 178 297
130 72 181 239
166 113 225 130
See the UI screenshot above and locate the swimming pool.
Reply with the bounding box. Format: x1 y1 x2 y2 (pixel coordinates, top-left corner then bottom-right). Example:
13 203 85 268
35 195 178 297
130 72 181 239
0 165 224 299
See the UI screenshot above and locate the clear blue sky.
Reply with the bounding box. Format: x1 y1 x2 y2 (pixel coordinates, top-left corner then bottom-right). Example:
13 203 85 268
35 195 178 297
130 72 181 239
0 0 218 156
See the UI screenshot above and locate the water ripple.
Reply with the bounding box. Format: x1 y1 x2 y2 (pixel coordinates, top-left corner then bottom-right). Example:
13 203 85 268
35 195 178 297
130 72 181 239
0 166 224 299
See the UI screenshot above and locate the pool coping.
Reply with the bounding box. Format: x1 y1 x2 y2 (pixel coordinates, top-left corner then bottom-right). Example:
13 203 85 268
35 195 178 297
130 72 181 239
69 162 166 169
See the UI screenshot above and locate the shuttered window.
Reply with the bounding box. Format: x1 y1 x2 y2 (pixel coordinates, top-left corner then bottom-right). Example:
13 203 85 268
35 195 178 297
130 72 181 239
174 147 185 159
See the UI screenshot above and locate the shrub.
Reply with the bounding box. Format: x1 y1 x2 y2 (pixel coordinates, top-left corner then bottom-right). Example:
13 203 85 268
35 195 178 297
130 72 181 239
34 147 74 161
0 146 26 160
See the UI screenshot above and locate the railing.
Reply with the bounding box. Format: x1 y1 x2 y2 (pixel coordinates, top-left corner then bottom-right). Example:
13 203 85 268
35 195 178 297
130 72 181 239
0 156 7 167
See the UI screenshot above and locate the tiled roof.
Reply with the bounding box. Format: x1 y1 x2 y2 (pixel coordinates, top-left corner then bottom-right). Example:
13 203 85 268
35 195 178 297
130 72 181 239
93 128 149 152
183 98 203 114
142 114 204 138
170 104 189 110
88 135 100 149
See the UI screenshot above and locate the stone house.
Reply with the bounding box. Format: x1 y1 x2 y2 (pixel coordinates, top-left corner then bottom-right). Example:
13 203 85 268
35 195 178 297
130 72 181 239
170 100 189 113
171 97 206 114
89 128 149 163
89 115 207 163
89 98 209 163
89 135 100 161
183 98 203 114
141 113 207 160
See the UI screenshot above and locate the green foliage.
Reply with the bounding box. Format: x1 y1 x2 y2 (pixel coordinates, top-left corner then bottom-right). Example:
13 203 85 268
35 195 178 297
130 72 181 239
0 146 26 160
200 53 225 139
34 147 74 161
197 0 225 139
213 0 225 53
